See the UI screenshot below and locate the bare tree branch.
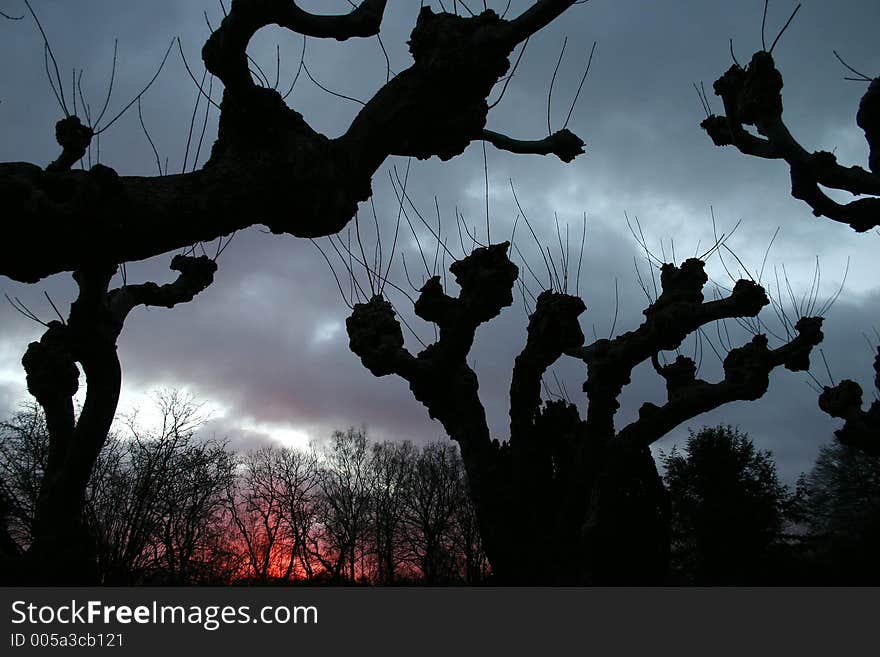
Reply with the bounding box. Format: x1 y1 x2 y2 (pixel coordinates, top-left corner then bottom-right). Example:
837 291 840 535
618 317 823 448
1 5 585 283
819 347 880 455
702 51 880 232
481 128 585 162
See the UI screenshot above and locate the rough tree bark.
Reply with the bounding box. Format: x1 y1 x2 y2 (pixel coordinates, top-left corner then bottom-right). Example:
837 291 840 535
346 244 823 583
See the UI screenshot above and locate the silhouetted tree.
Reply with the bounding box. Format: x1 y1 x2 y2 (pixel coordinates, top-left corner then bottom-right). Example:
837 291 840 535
401 442 464 583
86 391 220 583
225 446 293 582
126 394 236 585
818 348 880 456
5 1 870 586
662 425 791 584
17 254 218 583
0 489 19 575
0 394 237 584
449 460 490 584
1 1 590 583
274 446 322 581
224 443 322 583
347 247 822 583
701 40 879 453
314 428 373 583
702 48 878 232
0 2 585 284
796 440 880 583
368 440 415 584
0 402 49 550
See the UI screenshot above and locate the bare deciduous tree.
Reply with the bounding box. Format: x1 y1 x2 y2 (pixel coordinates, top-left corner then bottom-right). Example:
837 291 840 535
347 243 823 583
1 393 236 584
225 443 322 582
275 446 321 581
0 402 49 551
313 428 373 583
401 441 467 584
225 446 292 582
701 51 878 232
702 43 879 455
368 440 415 584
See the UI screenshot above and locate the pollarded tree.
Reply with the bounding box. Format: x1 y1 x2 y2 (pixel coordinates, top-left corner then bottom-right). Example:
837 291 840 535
346 244 824 583
818 348 879 456
700 19 879 454
17 253 217 584
0 1 586 284
0 1 589 583
701 49 878 233
2 7 220 585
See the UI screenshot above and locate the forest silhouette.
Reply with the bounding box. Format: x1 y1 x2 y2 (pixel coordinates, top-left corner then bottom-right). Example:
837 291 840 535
3 399 877 585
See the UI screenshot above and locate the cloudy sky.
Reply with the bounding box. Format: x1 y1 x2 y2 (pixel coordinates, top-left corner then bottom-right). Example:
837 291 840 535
1 0 878 482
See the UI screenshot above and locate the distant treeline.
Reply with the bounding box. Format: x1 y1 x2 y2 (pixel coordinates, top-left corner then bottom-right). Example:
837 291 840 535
0 393 486 585
1 395 878 585
663 425 880 585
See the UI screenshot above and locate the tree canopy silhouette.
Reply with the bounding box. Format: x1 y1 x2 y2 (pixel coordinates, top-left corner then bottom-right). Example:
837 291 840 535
795 440 880 583
662 425 791 584
346 245 822 583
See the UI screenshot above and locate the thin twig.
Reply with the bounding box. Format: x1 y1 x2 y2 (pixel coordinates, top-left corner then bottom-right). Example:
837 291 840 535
547 36 567 136
488 37 529 110
769 3 801 54
303 61 365 105
832 50 872 82
96 39 175 134
137 97 163 176
24 0 68 116
563 41 596 130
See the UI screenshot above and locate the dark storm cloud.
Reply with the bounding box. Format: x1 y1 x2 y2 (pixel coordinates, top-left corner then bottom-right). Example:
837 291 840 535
1 1 878 481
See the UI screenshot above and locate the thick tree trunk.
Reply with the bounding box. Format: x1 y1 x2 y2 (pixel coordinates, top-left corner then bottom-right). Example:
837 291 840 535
471 409 669 585
14 258 217 584
25 338 121 583
347 245 822 584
